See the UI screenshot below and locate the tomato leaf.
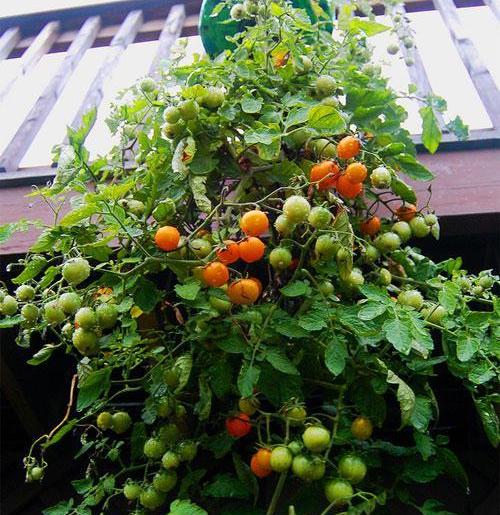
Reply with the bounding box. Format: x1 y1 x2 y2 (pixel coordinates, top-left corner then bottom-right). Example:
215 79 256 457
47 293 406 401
280 280 310 297
175 281 202 301
473 396 499 447
77 368 111 412
168 499 208 515
386 369 416 428
392 153 434 181
27 344 59 365
237 363 260 398
420 106 442 154
265 348 299 375
307 105 346 134
391 176 417 204
202 473 251 499
349 17 390 36
324 334 348 376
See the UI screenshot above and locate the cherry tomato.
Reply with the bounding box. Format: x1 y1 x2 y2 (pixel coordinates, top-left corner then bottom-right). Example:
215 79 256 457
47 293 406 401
351 416 373 440
62 258 90 286
226 413 252 437
251 454 272 478
308 206 332 229
302 425 330 452
270 446 293 472
123 482 142 500
269 247 293 270
143 438 166 459
324 478 353 505
283 196 311 223
397 289 424 310
338 455 367 484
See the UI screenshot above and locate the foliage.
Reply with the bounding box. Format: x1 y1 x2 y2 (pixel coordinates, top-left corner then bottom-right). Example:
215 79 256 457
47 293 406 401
0 1 497 514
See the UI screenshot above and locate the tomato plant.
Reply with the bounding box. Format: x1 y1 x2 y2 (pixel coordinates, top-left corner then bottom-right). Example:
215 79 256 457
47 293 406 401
0 1 497 514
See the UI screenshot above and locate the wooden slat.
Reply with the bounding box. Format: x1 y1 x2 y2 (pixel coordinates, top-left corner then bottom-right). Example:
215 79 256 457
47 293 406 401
395 5 446 129
482 0 500 20
0 21 60 102
0 17 101 174
149 4 186 76
433 0 500 128
65 10 143 140
0 27 20 60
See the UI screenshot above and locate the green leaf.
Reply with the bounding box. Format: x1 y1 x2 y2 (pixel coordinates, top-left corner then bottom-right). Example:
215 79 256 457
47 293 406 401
436 447 468 489
393 153 434 181
410 396 433 432
194 375 212 421
175 281 201 301
473 396 499 447
244 124 281 145
174 353 193 393
237 363 260 398
456 331 480 362
43 419 77 448
190 176 212 214
0 315 23 328
0 220 38 246
202 473 251 499
358 302 387 320
391 176 417 204
324 335 348 376
265 348 299 375
42 500 74 515
134 277 162 312
280 280 310 297
168 499 208 515
72 478 93 494
27 344 58 365
404 455 443 483
349 17 390 36
447 115 469 141
386 369 415 427
241 95 263 114
438 282 460 313
285 107 310 128
130 422 147 461
383 314 412 354
468 362 495 385
12 255 47 284
414 431 435 461
419 499 455 515
420 106 442 154
257 363 302 408
307 105 346 134
59 204 99 226
77 368 111 411
232 452 259 503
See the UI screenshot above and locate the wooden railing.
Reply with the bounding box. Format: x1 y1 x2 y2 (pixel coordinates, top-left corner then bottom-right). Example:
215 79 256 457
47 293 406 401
0 0 498 187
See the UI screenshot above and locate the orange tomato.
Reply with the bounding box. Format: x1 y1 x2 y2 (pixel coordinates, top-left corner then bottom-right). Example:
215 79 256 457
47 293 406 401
345 162 367 184
360 216 381 236
396 203 417 222
228 279 260 305
351 416 373 440
337 136 361 160
202 262 230 287
310 161 340 190
337 175 362 199
240 210 269 237
249 277 263 295
251 454 272 478
255 448 272 469
273 50 290 68
154 226 180 251
238 237 266 263
216 240 240 265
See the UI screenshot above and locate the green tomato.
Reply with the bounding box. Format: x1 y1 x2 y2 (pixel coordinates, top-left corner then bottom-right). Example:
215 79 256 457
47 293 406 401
140 77 156 93
295 55 313 74
244 0 259 15
472 285 484 296
140 486 166 509
175 404 187 418
209 295 232 314
455 276 471 291
123 482 142 500
158 423 180 445
315 235 338 259
15 285 35 301
287 440 303 456
163 106 181 124
392 221 412 242
230 3 247 20
338 455 367 484
43 300 66 325
315 75 336 98
308 206 332 229
157 397 174 418
0 290 5 303
478 275 494 289
178 99 199 120
97 411 113 430
178 440 197 461
143 438 166 460
270 446 293 472
379 268 392 286
363 244 380 264
410 216 431 238
292 455 314 481
370 166 392 189
309 457 326 480
201 86 225 109
153 199 176 223
190 238 212 258
423 213 438 226
421 304 446 324
318 280 334 296
269 247 292 270
274 214 294 235
163 368 180 388
74 307 96 330
111 411 132 434
311 138 336 159
283 195 311 223
21 303 39 322
403 36 414 48
162 122 185 139
72 328 99 355
345 269 364 288
324 479 353 505
118 198 145 217
287 405 307 425
29 466 44 481
96 303 118 330
1 295 18 316
374 232 401 253
162 451 181 469
397 289 424 310
59 292 82 314
387 43 399 55
152 470 177 493
321 96 339 108
62 258 90 285
302 425 330 453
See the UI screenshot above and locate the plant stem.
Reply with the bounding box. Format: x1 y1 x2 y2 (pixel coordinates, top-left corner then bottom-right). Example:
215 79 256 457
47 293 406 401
266 471 288 515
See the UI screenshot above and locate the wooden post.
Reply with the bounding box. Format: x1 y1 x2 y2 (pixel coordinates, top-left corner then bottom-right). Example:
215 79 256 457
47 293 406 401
0 21 60 102
433 0 500 129
0 27 20 61
149 4 186 77
0 17 101 174
65 10 143 139
483 0 500 21
394 4 446 129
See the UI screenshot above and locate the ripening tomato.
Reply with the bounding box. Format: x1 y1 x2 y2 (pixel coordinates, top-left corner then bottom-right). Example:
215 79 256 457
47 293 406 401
228 279 260 305
345 162 367 183
255 448 272 469
239 397 260 416
217 240 240 264
238 237 265 263
226 413 252 437
155 226 180 251
251 454 272 478
240 210 269 237
337 175 362 199
396 203 417 222
351 416 373 440
360 216 381 236
202 262 230 287
336 136 361 159
310 161 339 190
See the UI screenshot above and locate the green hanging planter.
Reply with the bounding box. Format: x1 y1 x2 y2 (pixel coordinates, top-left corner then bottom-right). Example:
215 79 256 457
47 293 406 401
198 0 333 58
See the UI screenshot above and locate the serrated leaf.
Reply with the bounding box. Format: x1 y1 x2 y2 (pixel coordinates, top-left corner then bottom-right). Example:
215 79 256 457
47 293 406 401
168 499 208 515
391 176 417 204
438 282 460 313
324 334 348 376
436 447 468 489
190 176 211 214
59 204 99 226
383 314 412 354
27 344 58 365
349 17 390 36
175 281 201 301
0 315 23 328
420 106 441 154
174 353 193 393
308 105 346 134
265 348 299 375
77 368 111 411
237 363 260 398
456 331 479 362
72 478 93 494
386 369 415 427
280 280 310 297
473 396 499 447
358 302 387 320
393 153 434 181
202 473 250 499
414 431 435 461
43 419 77 448
194 375 212 420
12 255 47 284
241 95 263 114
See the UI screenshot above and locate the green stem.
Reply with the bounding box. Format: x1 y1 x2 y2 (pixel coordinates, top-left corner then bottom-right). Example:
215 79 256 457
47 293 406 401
266 471 288 515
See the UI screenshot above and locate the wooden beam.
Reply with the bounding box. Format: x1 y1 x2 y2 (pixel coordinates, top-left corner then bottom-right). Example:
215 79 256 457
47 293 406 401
433 0 500 129
0 17 102 174
65 10 143 140
149 4 186 77
0 27 20 60
0 21 60 102
394 5 446 129
482 0 500 20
